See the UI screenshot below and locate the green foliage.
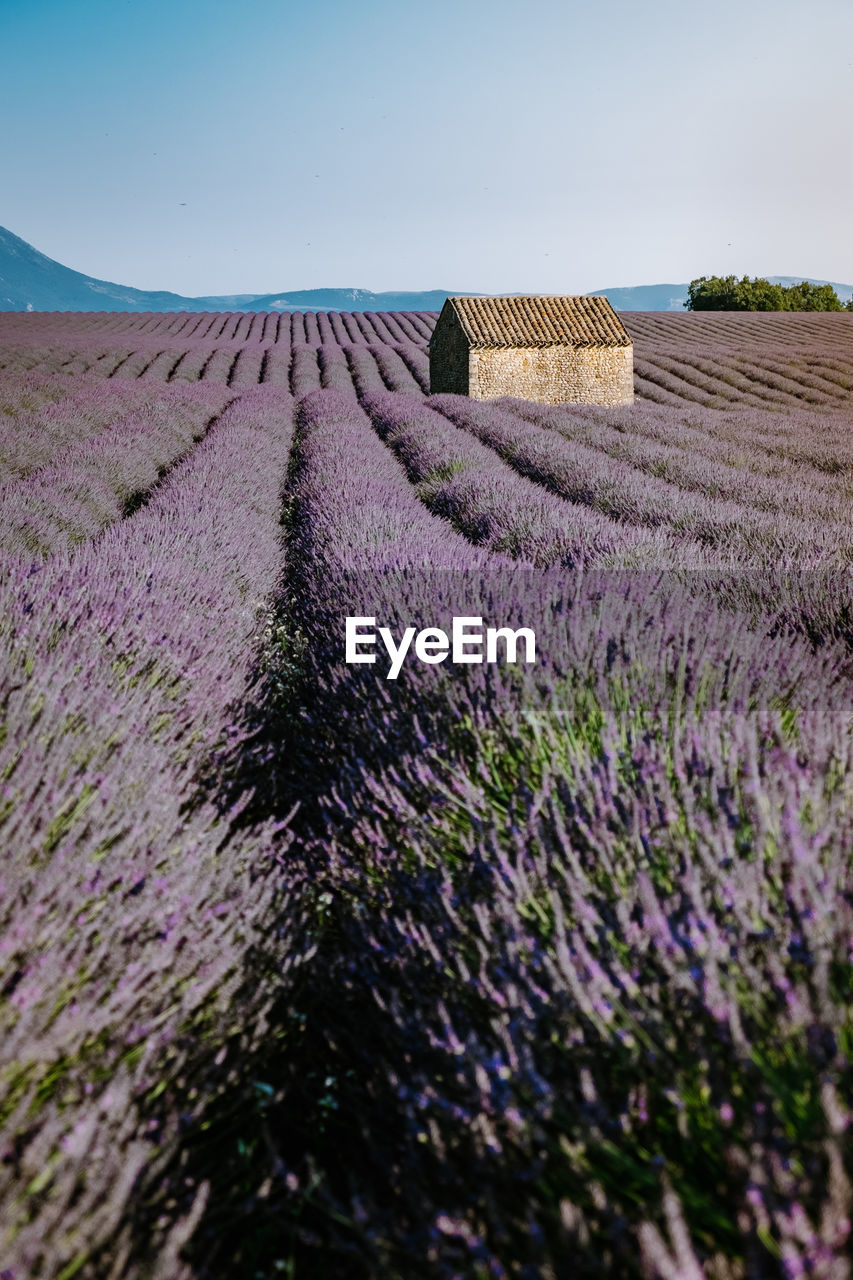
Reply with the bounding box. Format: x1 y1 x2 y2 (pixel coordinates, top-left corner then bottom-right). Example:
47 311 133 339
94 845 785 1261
686 275 844 312
785 280 844 311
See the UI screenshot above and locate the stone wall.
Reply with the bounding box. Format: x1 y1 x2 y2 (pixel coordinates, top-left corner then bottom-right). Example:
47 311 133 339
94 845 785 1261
469 344 634 405
429 311 469 394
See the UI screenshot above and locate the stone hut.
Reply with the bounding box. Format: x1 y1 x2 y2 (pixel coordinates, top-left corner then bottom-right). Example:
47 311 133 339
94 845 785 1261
429 295 634 405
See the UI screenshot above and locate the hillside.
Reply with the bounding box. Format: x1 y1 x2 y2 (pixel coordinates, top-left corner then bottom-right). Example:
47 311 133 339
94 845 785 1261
0 226 454 314
3 224 850 313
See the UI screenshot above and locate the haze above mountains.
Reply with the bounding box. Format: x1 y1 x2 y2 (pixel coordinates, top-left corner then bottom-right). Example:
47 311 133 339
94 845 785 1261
1 226 851 315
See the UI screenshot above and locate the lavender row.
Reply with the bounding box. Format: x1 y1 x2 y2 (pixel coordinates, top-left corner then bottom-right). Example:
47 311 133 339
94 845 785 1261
393 340 431 391
639 354 773 409
344 343 390 395
608 395 853 476
289 344 323 396
362 388 706 568
367 343 424 395
0 342 123 379
0 372 184 483
710 350 850 408
429 393 853 567
0 388 302 1275
290 388 504 573
4 307 852 356
624 310 853 357
317 343 353 391
0 311 437 357
101 343 428 398
8 314 849 419
636 354 813 412
0 381 229 560
639 352 848 411
507 398 853 521
739 353 853 403
666 349 853 406
645 353 773 406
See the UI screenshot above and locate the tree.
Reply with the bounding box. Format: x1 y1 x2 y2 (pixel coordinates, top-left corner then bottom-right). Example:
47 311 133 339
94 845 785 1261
685 276 741 310
784 281 843 312
736 277 786 311
685 275 843 312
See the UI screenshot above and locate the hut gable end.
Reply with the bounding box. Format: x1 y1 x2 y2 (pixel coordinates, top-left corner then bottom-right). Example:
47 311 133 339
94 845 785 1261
429 295 634 406
428 299 470 395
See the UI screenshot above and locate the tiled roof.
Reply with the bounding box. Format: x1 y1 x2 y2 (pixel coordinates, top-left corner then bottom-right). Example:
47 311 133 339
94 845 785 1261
442 295 631 348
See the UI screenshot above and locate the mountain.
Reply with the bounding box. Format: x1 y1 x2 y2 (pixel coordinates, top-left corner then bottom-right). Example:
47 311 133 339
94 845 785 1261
589 284 692 312
247 288 454 313
0 227 456 314
0 225 237 312
1 225 851 313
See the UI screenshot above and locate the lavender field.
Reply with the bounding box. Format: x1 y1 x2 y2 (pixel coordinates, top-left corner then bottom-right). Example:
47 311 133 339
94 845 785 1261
2 308 853 1280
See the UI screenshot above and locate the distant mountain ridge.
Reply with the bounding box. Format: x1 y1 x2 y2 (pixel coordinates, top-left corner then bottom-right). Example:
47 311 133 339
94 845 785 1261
0 227 458 314
1 225 851 313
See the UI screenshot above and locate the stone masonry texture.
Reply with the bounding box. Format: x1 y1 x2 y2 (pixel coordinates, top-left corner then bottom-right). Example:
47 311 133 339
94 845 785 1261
428 296 634 404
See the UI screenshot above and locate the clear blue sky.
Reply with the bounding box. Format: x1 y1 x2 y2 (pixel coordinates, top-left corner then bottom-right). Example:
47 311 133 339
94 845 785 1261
2 0 852 295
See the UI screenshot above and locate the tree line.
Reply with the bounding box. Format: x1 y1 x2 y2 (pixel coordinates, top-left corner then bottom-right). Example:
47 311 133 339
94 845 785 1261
685 275 853 311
